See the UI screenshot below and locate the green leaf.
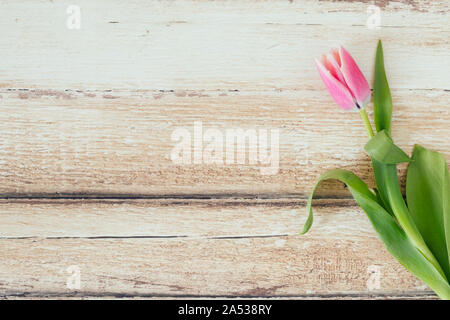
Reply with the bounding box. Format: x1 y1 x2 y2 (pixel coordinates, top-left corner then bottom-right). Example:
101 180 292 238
371 160 395 215
373 40 393 134
372 157 446 280
371 40 396 218
406 145 450 280
365 130 411 164
301 169 379 235
302 169 450 299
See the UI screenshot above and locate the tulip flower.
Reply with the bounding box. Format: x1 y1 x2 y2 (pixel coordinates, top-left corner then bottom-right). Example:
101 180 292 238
315 46 374 137
315 47 371 111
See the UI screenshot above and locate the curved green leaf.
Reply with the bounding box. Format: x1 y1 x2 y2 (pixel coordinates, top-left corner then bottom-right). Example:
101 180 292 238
301 169 378 235
406 145 450 280
373 40 393 134
302 169 450 299
365 130 411 164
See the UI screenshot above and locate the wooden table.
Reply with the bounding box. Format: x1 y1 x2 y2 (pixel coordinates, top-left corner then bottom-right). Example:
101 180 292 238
0 0 448 299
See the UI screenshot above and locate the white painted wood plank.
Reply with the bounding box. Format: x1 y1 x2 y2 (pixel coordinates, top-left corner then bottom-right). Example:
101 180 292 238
0 199 373 238
0 1 448 90
0 237 427 297
0 89 448 195
0 199 433 297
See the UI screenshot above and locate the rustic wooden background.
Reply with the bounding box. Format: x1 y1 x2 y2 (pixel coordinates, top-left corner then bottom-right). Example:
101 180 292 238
0 0 448 299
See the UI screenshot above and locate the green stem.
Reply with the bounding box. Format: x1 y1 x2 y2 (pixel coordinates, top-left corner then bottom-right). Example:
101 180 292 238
359 108 374 138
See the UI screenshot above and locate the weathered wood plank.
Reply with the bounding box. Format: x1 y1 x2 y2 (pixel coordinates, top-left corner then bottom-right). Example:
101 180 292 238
0 1 448 90
0 199 373 238
0 89 448 196
0 199 432 297
0 237 428 297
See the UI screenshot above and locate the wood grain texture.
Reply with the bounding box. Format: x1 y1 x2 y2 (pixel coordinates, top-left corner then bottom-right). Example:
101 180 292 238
0 0 448 299
0 199 375 238
0 89 448 196
0 1 448 196
0 237 431 298
0 1 449 91
0 199 434 297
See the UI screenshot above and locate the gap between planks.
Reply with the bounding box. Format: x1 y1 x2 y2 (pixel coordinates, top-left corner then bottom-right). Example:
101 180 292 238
0 193 354 200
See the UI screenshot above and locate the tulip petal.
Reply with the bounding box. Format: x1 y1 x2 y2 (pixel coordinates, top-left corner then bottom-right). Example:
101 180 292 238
331 48 341 66
320 55 339 81
339 46 371 107
326 51 347 85
315 58 355 110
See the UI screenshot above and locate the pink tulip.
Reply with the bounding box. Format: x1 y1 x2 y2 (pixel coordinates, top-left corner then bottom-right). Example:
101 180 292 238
315 47 371 110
